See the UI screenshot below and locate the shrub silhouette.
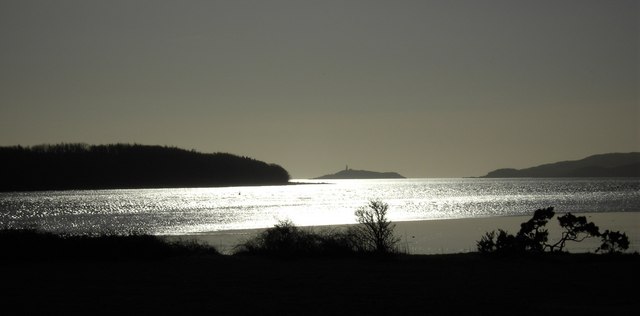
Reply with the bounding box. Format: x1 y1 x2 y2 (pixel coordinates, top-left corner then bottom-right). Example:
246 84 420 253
233 220 356 258
235 200 401 257
350 200 400 254
477 207 630 254
597 230 630 254
477 229 520 254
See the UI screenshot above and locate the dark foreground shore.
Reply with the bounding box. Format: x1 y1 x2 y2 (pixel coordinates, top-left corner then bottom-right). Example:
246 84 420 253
3 253 638 315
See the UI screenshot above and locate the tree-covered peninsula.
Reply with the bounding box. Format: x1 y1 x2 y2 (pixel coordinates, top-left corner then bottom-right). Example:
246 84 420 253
0 144 290 191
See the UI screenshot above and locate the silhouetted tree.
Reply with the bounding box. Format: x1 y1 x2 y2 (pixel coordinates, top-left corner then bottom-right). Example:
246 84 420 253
477 230 497 254
597 230 630 254
547 213 600 252
478 229 522 254
477 207 630 254
518 207 555 252
351 200 400 254
477 207 555 254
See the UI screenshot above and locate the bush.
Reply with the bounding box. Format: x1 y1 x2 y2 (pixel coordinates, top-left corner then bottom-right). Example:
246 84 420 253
597 230 630 254
235 200 401 257
234 220 310 256
233 220 356 258
477 207 630 255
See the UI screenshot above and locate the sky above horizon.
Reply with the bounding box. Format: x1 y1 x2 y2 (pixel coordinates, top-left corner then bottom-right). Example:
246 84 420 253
1 0 638 178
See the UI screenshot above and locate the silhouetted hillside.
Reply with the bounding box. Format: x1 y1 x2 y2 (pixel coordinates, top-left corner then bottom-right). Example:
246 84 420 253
315 169 405 179
482 153 640 178
0 144 290 191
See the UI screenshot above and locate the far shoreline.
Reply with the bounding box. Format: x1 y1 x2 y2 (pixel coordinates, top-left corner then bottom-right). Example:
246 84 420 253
0 180 314 193
4 176 639 192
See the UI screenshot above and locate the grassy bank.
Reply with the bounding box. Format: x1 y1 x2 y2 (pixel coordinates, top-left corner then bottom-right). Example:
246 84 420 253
3 251 638 315
0 229 220 261
1 229 638 315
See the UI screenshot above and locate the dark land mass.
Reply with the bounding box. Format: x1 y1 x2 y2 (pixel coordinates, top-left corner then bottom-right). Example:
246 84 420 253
3 253 638 315
2 230 638 315
0 144 290 192
315 168 405 179
482 152 640 178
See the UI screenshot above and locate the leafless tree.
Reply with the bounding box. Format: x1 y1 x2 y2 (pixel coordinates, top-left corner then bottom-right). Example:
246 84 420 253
351 200 400 253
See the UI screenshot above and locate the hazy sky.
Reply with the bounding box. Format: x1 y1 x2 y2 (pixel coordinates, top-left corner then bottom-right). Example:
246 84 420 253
1 0 638 178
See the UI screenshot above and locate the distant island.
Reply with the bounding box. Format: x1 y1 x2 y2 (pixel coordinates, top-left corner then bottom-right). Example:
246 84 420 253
0 144 290 191
315 167 405 179
481 153 640 178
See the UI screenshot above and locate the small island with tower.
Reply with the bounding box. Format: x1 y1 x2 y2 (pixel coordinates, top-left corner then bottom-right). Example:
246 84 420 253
314 165 405 179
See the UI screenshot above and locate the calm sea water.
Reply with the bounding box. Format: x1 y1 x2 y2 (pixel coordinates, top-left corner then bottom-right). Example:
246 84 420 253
1 178 639 235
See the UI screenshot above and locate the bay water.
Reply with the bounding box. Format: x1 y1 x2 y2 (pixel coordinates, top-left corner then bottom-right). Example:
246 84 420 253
1 178 638 236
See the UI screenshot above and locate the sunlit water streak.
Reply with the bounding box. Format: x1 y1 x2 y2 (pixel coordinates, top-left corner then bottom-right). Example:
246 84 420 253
1 178 639 235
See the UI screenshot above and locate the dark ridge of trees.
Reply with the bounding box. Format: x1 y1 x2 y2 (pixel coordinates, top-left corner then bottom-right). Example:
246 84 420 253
482 152 640 178
0 143 290 192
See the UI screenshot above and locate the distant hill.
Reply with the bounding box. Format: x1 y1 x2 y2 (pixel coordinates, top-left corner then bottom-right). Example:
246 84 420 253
481 153 640 178
0 144 290 191
315 169 405 179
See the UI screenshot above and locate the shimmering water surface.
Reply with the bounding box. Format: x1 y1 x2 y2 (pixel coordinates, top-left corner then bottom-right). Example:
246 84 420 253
1 178 639 235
